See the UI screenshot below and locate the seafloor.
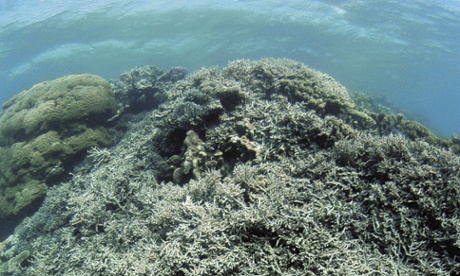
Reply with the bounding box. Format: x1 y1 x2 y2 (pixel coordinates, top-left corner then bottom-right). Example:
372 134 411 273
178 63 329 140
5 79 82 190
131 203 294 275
1 58 459 275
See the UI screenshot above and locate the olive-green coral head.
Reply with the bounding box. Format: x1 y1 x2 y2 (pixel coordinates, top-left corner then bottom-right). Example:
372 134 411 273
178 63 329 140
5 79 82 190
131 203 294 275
0 74 116 145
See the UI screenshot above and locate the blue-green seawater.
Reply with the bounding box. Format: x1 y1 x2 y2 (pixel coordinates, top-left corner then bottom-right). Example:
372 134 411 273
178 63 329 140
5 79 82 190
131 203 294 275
1 0 459 136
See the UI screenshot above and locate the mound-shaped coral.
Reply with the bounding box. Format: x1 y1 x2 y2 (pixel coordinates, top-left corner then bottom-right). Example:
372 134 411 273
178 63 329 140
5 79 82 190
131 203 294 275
1 59 459 275
0 74 117 221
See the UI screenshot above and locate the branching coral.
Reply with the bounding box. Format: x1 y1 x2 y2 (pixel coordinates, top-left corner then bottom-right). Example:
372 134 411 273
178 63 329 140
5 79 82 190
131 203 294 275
1 59 459 275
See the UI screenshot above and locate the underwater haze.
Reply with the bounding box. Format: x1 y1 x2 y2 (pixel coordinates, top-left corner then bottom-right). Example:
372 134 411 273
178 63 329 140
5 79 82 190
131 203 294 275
0 0 459 136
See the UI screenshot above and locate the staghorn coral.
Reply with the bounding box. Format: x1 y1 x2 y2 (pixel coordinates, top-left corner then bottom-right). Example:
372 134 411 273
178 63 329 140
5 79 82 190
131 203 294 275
1 58 459 275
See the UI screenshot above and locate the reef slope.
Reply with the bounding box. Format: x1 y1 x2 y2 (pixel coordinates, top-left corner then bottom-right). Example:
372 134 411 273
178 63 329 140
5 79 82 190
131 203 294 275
1 59 459 275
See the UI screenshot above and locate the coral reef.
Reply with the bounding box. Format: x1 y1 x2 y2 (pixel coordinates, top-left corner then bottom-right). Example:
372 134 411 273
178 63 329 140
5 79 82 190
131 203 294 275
1 58 459 275
352 91 460 153
110 65 188 115
0 74 116 221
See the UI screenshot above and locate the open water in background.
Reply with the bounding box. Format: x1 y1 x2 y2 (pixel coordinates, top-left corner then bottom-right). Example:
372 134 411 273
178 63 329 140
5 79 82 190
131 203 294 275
0 0 459 136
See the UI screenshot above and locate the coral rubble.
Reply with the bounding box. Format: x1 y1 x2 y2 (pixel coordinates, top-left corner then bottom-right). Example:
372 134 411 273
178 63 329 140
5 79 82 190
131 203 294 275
0 59 459 275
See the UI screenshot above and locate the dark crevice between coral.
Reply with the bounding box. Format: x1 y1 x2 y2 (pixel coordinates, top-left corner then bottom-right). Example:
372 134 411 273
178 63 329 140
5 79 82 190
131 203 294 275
123 87 166 114
240 224 304 270
159 128 189 158
241 225 279 244
215 86 244 111
200 108 223 128
0 196 45 241
324 100 345 116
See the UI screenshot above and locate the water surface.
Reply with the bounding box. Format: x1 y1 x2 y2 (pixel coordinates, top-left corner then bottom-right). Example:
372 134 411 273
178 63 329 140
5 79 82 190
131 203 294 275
1 0 459 136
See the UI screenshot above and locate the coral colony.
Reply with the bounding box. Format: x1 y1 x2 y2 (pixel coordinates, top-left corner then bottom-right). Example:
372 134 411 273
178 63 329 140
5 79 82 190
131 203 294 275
0 59 459 274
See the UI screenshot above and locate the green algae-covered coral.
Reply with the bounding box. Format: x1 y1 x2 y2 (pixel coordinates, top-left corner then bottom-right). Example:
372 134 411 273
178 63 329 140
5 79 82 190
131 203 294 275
1 59 459 275
0 74 116 220
0 74 115 144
